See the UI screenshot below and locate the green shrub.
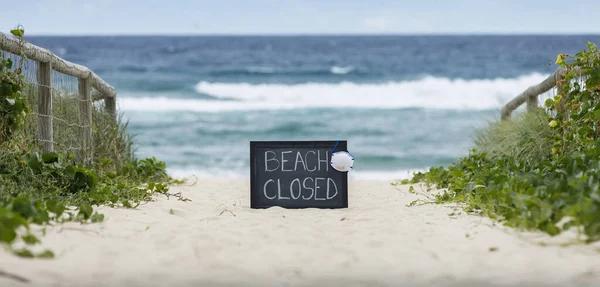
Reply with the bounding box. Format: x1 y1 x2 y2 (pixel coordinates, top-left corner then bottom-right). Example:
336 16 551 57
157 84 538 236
0 26 181 258
407 42 600 243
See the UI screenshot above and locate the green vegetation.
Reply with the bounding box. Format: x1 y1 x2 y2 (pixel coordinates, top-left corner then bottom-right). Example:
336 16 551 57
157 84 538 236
0 27 180 258
403 41 600 243
0 27 28 142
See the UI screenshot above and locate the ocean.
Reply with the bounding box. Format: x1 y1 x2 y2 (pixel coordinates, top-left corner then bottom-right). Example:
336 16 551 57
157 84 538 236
26 35 600 179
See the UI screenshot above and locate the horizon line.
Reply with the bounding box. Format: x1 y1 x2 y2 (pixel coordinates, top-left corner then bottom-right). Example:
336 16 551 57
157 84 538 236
22 32 600 37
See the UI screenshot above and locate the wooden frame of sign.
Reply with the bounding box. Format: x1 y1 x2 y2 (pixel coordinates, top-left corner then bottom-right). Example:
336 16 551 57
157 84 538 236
250 141 349 209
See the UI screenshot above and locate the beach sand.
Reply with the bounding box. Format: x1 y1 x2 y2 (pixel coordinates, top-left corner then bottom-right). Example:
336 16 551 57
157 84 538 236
1 178 600 287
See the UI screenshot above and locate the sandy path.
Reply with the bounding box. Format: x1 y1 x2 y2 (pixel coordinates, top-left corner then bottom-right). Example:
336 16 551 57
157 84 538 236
1 178 599 287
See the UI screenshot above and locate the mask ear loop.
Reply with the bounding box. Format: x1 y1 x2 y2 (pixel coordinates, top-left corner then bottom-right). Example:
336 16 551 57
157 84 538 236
330 141 339 170
331 140 340 154
331 141 354 159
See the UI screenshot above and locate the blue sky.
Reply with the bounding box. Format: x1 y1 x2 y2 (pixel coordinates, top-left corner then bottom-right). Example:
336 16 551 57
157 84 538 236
2 0 599 35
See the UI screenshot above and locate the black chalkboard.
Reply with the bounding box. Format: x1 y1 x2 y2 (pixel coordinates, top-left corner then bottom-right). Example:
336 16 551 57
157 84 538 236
250 141 349 209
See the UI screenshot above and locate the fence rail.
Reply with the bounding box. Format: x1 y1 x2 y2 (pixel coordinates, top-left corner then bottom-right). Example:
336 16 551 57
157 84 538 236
500 66 579 120
0 32 117 162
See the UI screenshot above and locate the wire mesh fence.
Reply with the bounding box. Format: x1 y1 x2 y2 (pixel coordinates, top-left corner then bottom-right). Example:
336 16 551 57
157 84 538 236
1 46 127 168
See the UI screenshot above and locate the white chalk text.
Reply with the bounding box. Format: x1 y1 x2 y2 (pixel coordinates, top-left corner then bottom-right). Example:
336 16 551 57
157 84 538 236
265 150 329 172
263 177 338 201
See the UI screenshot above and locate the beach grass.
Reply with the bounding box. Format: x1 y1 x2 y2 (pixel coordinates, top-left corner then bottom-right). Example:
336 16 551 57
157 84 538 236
473 109 553 168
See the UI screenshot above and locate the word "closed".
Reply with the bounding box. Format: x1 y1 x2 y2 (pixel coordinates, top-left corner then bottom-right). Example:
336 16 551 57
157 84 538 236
263 177 338 201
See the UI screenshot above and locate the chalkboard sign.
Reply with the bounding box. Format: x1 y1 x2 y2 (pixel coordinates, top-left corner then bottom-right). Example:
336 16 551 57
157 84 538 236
250 141 348 209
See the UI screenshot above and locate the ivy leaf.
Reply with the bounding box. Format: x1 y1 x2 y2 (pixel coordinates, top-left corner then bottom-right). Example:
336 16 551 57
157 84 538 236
10 28 24 37
21 234 40 245
543 222 561 236
555 54 566 65
11 196 36 219
592 110 600 121
586 74 600 90
122 200 132 208
0 224 18 244
78 204 93 220
6 98 15 106
37 250 55 259
90 212 104 223
46 199 65 218
13 248 34 258
42 152 59 164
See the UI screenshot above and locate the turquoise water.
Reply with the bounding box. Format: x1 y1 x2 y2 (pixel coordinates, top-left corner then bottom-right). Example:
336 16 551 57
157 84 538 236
27 35 600 178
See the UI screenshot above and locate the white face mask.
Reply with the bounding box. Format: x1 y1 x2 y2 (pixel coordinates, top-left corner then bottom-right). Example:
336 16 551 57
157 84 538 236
330 151 354 172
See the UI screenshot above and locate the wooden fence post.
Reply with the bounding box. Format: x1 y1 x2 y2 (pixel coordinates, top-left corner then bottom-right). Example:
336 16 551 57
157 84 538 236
526 95 538 113
37 61 53 152
78 76 92 163
104 94 117 122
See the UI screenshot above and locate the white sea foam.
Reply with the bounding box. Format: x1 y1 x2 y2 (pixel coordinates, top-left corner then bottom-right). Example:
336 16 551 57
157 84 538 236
119 73 553 112
167 167 426 181
167 168 247 180
330 65 355 74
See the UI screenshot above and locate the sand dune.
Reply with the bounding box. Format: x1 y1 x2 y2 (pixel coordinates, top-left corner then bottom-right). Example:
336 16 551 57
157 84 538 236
1 178 600 287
